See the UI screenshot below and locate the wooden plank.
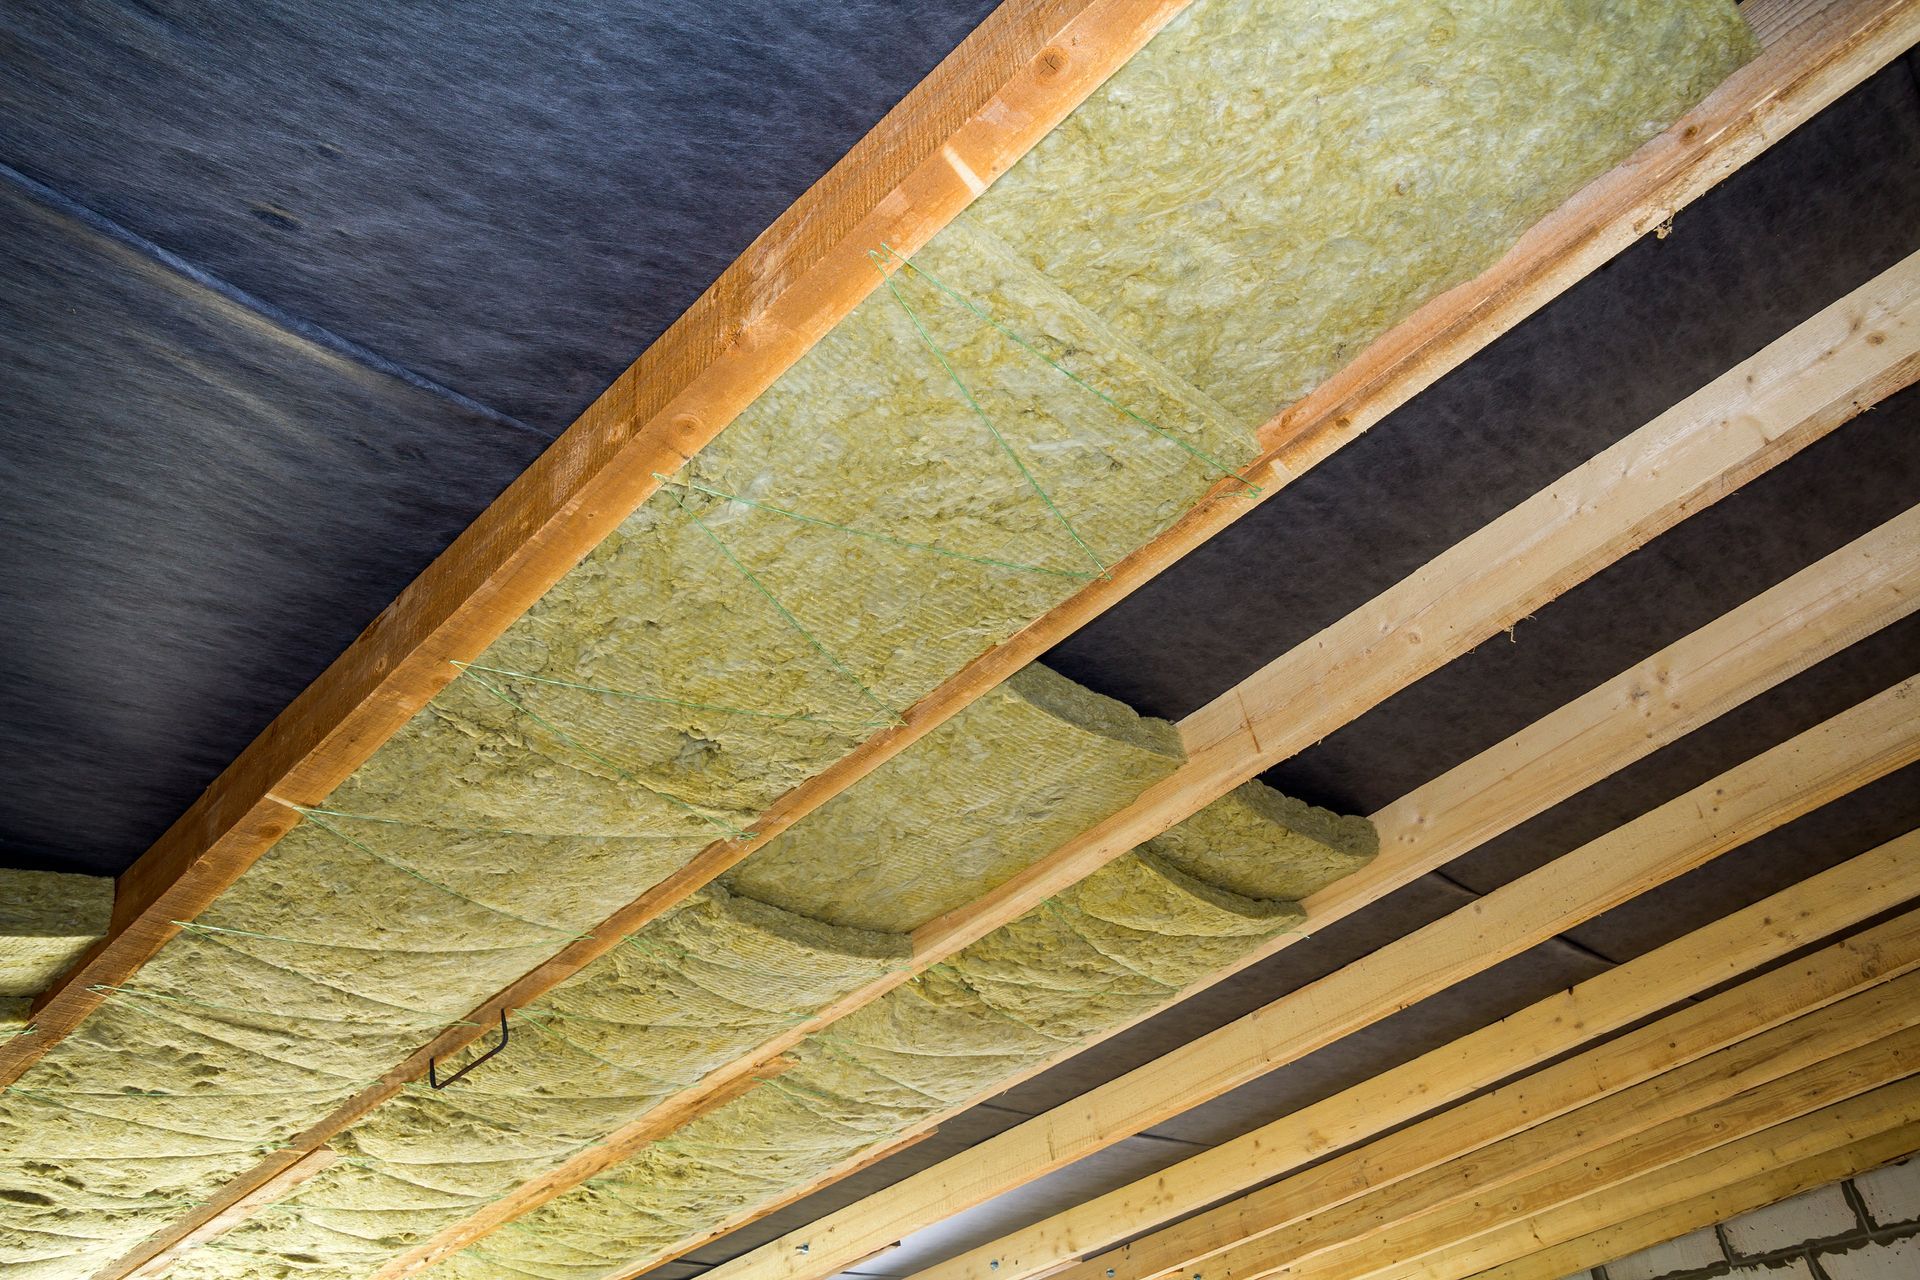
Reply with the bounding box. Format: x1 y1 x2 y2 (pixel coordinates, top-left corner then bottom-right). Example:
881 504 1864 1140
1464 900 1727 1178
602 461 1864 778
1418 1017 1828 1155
1289 1027 1920 1280
1184 971 1920 1280
0 0 1196 1087
688 669 1920 1280
1381 1074 1920 1280
910 492 1920 1280
1037 884 1920 1280
922 835 1920 1280
95 1056 792 1280
920 243 1920 962
119 1147 337 1280
673 246 1920 1280
1470 1126 1920 1280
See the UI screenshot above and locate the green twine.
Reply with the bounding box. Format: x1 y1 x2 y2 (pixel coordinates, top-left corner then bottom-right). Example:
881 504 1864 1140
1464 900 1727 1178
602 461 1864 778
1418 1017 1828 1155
666 487 903 726
290 805 705 844
870 251 1111 579
456 667 756 841
455 659 897 729
656 474 1097 584
295 805 597 937
508 1012 691 1092
875 243 1262 497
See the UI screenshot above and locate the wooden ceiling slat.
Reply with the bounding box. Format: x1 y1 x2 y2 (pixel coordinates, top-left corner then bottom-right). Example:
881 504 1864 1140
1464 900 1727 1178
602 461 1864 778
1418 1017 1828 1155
1029 835 1920 1280
32 2 1915 1276
1382 1074 1920 1280
1472 1123 1920 1280
1185 965 1920 1280
335 246 1920 1280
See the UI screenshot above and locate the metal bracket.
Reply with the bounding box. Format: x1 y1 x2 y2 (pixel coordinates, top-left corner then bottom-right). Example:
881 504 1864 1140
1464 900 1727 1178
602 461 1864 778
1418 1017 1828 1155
429 1010 509 1089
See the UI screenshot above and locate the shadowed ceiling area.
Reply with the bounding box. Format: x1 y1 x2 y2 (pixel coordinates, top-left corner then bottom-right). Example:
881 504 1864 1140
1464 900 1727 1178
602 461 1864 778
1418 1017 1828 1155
0 0 1000 874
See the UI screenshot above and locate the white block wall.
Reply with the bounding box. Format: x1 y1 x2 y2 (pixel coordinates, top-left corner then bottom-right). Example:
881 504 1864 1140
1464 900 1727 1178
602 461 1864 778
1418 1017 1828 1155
1554 1154 1920 1280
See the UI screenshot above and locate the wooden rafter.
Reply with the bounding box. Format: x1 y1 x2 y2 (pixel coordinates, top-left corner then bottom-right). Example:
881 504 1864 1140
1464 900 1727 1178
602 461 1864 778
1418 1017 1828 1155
1151 963 1920 1280
1473 1125 1920 1280
1382 1076 1920 1280
167 241 1920 1280
13 0 1906 1109
692 670 1920 1280
982 832 1920 1280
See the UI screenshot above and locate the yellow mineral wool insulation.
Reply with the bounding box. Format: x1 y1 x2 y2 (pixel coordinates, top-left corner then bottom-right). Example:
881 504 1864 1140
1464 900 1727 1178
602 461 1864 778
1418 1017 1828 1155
723 664 1184 932
169 774 1364 1280
1144 781 1376 902
431 823 1343 1280
0 868 111 1000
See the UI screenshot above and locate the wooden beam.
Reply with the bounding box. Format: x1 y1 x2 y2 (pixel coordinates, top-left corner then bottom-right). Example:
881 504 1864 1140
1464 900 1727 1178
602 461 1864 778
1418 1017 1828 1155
78 2 1920 1271
1471 1126 1920 1280
672 248 1920 1280
1283 1025 1920 1280
369 243 1920 1280
1381 1074 1920 1280
912 488 1920 1280
96 1048 793 1280
688 669 1920 1280
1038 873 1920 1280
0 0 1197 1086
1185 970 1920 1280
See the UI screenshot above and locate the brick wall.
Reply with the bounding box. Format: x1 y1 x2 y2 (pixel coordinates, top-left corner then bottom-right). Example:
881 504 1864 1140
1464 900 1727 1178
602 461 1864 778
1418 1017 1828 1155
1565 1156 1920 1280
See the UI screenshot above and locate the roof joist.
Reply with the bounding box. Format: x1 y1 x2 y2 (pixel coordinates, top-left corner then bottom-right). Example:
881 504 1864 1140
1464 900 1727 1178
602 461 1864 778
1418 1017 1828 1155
0 0 1191 1086
1093 928 1920 1280
624 249 1920 1280
10 0 1905 1104
945 829 1920 1280
1477 1121 1920 1280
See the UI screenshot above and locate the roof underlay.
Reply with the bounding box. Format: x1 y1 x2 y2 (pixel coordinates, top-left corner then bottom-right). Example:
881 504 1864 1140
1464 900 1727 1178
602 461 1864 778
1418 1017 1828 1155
2 4 1917 1280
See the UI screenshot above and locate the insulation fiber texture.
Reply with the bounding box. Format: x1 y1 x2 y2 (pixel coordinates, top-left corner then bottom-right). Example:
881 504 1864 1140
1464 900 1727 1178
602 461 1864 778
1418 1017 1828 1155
0 868 110 999
433 781 1361 1280
166 666 1171 1279
724 663 1184 932
10 0 1750 1275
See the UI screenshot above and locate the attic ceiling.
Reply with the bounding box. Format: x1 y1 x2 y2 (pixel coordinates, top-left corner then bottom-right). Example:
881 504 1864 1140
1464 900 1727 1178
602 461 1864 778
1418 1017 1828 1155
0 0 1000 876
3 5 1918 1280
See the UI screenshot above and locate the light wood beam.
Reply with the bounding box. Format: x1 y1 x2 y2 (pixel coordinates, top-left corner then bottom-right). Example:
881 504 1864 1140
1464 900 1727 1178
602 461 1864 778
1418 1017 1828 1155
1044 874 1920 1280
1380 1074 1920 1280
674 249 1920 1280
915 488 1920 1280
1469 1127 1920 1280
119 1149 337 1280
1191 970 1920 1280
686 670 1920 1280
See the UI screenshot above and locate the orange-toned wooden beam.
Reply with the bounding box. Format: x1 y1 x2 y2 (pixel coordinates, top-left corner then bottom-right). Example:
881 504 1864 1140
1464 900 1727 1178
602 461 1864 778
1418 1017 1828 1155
0 0 1201 1090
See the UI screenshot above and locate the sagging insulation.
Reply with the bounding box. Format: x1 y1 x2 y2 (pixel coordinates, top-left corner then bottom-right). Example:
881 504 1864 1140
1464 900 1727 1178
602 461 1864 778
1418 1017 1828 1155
0 1 1755 1279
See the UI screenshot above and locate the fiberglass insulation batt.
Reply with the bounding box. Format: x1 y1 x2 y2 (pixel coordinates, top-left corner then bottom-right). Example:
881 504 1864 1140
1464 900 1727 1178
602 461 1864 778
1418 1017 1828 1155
2 0 1753 1277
